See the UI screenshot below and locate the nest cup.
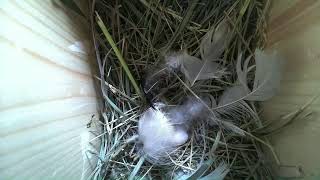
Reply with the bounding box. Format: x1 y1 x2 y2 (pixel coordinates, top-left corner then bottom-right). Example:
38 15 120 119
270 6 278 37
1 0 320 180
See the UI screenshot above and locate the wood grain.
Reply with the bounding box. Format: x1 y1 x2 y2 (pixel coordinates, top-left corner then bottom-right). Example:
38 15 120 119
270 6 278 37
0 0 99 180
265 0 320 178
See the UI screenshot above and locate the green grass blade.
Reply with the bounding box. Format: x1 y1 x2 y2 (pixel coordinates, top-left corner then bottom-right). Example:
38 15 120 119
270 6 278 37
240 0 251 17
96 13 143 99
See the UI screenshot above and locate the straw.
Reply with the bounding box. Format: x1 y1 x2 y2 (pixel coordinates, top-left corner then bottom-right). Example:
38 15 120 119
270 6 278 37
84 0 280 179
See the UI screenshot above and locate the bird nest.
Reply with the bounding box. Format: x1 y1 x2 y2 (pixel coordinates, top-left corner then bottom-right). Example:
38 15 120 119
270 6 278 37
84 0 284 179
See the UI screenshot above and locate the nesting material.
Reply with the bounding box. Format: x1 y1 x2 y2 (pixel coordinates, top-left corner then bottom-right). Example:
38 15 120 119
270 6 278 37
138 103 190 162
138 49 282 166
139 97 209 163
85 0 286 179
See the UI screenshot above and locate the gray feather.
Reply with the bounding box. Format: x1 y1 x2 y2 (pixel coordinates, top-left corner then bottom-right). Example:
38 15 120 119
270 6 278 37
236 53 252 91
245 49 282 101
180 53 222 86
200 20 231 61
216 86 257 136
168 96 209 126
217 49 282 108
218 85 248 106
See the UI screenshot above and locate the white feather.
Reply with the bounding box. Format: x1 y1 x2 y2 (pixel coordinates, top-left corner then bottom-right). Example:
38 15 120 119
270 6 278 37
138 104 189 161
138 97 210 162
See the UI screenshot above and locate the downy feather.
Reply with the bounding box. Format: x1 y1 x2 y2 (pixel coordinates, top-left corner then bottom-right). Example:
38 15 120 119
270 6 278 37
138 104 189 161
138 97 211 163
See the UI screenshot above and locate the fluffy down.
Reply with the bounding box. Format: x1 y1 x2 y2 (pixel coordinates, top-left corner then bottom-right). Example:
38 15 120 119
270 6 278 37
138 105 189 160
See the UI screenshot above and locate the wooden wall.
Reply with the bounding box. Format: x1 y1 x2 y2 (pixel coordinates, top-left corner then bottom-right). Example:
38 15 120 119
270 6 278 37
265 0 320 179
0 0 100 179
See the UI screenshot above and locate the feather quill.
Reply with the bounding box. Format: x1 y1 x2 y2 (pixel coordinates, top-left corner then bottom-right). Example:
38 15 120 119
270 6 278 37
180 53 222 86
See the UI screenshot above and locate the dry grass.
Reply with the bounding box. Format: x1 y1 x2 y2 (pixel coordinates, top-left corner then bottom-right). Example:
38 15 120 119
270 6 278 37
84 0 279 179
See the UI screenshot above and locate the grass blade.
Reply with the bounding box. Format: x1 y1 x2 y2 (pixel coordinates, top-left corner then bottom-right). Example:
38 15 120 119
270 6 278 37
96 13 143 99
129 156 146 180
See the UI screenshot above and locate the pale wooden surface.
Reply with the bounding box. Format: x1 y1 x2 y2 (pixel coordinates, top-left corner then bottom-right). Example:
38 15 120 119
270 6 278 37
265 0 320 179
0 0 99 179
